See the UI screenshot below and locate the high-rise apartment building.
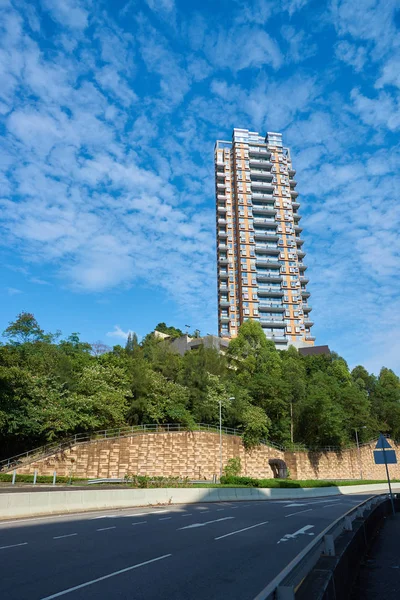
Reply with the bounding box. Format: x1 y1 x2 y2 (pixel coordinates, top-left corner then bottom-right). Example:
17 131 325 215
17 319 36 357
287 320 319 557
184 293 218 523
215 128 315 350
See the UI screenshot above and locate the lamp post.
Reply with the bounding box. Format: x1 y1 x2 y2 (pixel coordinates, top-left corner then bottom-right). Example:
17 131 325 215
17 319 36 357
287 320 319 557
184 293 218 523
355 427 366 480
220 397 235 480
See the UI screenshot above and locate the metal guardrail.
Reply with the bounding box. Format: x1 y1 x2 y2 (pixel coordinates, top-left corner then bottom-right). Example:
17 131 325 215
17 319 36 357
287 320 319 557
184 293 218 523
252 493 388 600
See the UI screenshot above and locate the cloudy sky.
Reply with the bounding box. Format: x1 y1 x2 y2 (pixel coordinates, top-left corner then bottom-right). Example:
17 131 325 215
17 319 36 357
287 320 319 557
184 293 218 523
1 0 399 373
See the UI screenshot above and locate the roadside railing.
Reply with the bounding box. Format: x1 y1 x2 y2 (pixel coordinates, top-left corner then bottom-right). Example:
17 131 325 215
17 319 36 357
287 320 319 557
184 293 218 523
253 494 388 600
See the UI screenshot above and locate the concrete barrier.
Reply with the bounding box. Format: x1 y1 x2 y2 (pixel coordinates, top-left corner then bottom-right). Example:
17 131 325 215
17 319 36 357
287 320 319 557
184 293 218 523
1 483 400 520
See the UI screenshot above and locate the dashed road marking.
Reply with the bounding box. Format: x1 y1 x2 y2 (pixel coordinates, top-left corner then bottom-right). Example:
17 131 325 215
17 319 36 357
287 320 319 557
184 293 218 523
53 534 78 540
96 526 116 532
285 509 313 517
0 542 28 550
215 521 269 541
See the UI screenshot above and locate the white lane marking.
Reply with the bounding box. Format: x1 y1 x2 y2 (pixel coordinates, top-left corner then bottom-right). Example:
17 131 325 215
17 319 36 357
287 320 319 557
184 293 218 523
0 542 28 550
284 503 307 507
132 521 147 526
178 517 234 530
159 517 172 521
199 510 209 513
181 514 192 517
39 554 172 599
125 513 146 518
96 526 116 532
278 525 315 544
323 503 343 508
53 534 78 540
285 509 313 517
216 509 225 512
215 521 269 540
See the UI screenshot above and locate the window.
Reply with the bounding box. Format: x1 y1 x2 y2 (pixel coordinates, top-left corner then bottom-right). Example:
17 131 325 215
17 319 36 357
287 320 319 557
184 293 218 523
244 309 250 315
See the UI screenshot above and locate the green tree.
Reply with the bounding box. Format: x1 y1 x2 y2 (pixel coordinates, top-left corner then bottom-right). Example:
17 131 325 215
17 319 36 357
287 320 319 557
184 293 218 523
3 312 46 344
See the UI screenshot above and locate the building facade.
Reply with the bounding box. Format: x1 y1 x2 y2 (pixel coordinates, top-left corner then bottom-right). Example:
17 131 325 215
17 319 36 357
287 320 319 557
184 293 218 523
215 128 315 350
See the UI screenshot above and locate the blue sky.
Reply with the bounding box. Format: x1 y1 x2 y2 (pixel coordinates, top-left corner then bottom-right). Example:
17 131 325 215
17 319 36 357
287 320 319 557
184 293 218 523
1 0 399 374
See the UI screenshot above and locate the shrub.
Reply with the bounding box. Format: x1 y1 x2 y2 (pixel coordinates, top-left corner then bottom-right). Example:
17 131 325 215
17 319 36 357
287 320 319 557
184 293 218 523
223 457 242 478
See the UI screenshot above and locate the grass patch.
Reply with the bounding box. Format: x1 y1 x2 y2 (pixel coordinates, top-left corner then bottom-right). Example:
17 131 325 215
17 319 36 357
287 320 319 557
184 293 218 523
219 475 399 488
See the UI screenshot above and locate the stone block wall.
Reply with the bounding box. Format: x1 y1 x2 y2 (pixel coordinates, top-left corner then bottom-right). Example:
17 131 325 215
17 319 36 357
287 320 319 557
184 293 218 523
15 432 284 480
13 433 400 481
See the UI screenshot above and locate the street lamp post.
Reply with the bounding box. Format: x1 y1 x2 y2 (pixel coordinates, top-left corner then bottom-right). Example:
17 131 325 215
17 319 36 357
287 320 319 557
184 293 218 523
355 427 366 480
219 397 235 480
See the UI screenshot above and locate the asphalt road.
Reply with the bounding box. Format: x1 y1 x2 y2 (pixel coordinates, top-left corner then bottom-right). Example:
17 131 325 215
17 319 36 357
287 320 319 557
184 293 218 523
0 493 373 600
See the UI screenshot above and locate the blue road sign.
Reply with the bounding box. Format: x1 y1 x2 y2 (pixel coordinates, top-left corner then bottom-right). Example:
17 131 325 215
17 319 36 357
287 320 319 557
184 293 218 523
374 450 397 465
375 434 392 449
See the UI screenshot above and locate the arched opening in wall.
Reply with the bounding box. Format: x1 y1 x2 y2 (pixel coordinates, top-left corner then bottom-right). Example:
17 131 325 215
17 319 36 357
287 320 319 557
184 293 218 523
269 458 288 479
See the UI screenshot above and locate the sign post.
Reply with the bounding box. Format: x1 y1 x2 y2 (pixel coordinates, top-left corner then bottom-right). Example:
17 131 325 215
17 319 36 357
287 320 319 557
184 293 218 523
373 434 396 515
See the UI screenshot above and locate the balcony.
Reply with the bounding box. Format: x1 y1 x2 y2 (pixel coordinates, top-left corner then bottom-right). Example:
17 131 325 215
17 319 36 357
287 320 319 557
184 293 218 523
217 194 226 201
249 158 272 168
298 263 307 271
252 180 274 191
254 232 279 243
305 335 316 341
257 273 283 283
220 315 230 323
296 237 305 246
260 318 286 328
290 190 299 198
304 320 314 327
255 245 280 256
218 244 227 251
297 249 306 259
219 271 228 279
293 213 301 222
252 192 275 202
218 218 227 225
218 257 229 265
250 169 273 180
217 206 227 213
302 304 312 312
258 304 284 313
217 182 226 189
294 225 303 234
216 171 225 179
257 287 284 298
254 215 277 225
219 283 228 290
289 168 296 176
249 147 271 158
289 179 297 188
292 201 300 209
256 258 281 269
218 230 227 238
300 276 309 284
219 299 230 308
253 206 276 217
301 290 311 298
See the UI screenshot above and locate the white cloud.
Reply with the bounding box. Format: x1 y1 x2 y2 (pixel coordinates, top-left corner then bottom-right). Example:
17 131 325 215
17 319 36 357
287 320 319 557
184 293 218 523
6 287 22 295
106 325 133 340
335 40 367 72
41 0 89 30
350 88 400 131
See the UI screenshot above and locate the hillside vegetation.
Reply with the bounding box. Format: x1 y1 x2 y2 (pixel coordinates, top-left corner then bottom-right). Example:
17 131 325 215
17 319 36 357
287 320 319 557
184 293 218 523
0 312 399 459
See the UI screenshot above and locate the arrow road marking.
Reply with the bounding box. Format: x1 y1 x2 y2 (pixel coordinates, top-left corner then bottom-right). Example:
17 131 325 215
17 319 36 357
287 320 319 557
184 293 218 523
277 524 314 544
178 517 234 530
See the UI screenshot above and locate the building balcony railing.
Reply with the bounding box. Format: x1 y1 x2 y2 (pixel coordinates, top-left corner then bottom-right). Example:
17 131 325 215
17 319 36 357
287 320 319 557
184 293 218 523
305 335 316 341
302 304 312 312
298 263 307 271
218 218 227 225
255 246 280 256
260 319 286 328
289 180 297 188
219 272 228 279
249 158 272 168
249 147 271 157
289 168 296 176
294 225 303 234
217 182 226 189
257 288 284 297
297 249 306 259
219 300 230 308
216 170 225 179
250 169 273 180
293 213 301 221
253 207 276 217
254 216 277 225
290 190 299 198
299 276 309 284
217 194 226 200
255 258 281 268
254 232 279 243
218 257 229 264
218 230 227 237
251 181 274 191
257 273 283 283
220 315 230 322
304 320 314 327
217 206 227 212
292 201 300 209
301 290 311 298
296 237 305 246
258 304 285 313
219 283 228 290
252 192 275 202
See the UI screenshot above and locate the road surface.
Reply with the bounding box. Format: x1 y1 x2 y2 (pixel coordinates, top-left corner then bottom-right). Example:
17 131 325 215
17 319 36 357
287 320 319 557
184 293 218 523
0 493 373 599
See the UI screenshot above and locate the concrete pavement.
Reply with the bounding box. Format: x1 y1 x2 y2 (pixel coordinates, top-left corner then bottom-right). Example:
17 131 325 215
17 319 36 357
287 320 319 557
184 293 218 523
0 494 374 600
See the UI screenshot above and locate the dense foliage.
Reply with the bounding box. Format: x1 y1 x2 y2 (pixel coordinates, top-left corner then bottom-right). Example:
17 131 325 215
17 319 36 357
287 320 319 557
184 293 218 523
1 313 399 459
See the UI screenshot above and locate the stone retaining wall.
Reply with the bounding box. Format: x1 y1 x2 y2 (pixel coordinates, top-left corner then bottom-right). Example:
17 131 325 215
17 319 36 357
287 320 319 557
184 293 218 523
13 432 400 481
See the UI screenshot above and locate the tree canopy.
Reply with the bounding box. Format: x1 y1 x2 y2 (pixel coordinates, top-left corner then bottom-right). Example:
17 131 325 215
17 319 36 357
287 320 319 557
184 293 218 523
0 312 399 458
